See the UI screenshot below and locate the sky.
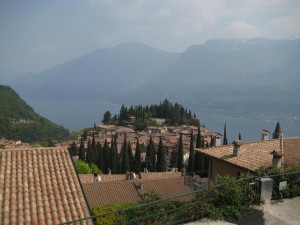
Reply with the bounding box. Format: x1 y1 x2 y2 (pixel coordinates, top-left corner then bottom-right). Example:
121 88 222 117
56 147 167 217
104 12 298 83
1 0 300 74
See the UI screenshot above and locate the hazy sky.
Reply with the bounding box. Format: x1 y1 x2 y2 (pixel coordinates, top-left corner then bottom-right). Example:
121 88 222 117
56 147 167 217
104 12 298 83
1 0 300 73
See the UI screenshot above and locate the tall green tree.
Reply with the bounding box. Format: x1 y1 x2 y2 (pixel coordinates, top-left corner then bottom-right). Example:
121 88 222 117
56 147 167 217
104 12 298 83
86 139 93 165
223 123 228 145
102 139 110 173
121 137 129 173
156 137 166 172
91 131 97 164
69 141 78 156
238 132 242 141
128 140 134 171
177 133 184 172
145 136 156 172
187 131 195 173
194 126 205 172
96 141 103 172
110 136 118 174
134 138 142 173
102 111 112 124
78 138 85 161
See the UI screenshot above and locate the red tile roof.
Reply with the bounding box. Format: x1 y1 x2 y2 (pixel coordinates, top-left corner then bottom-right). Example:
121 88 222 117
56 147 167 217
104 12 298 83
82 180 140 208
197 137 300 172
0 148 92 225
82 177 194 208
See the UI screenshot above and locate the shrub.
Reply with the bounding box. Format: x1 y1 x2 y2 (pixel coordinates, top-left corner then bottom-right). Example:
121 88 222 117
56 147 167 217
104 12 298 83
195 175 259 221
257 166 300 198
90 164 102 174
75 160 92 174
92 203 135 225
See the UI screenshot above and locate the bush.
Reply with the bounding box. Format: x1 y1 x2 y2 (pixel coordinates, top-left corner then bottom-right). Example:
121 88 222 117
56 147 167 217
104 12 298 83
90 164 102 174
195 175 259 221
257 166 300 198
75 160 92 174
92 203 135 225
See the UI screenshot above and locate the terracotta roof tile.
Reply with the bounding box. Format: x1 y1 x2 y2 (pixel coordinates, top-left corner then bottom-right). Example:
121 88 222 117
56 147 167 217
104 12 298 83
198 137 300 172
83 176 194 208
0 147 92 225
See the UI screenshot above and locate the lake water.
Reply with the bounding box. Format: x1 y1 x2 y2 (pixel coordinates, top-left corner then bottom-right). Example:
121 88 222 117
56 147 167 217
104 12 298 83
28 99 300 143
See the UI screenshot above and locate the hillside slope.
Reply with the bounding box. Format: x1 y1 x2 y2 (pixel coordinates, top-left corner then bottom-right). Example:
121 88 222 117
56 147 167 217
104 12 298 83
0 85 69 143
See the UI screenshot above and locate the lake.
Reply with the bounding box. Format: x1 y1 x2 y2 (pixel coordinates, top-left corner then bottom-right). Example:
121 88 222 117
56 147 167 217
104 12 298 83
28 99 300 143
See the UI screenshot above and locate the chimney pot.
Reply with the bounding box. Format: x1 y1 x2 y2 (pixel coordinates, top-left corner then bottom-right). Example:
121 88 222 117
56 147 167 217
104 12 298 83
271 150 282 168
233 140 242 156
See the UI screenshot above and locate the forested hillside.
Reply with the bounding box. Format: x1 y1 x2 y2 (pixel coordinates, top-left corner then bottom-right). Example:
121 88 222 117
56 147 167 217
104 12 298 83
0 85 69 143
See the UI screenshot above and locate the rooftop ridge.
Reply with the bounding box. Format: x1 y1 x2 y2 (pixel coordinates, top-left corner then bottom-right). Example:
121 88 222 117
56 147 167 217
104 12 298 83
1 146 68 152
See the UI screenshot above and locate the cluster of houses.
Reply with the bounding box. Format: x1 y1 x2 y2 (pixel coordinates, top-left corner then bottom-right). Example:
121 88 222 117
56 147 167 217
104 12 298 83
0 122 299 224
76 124 222 166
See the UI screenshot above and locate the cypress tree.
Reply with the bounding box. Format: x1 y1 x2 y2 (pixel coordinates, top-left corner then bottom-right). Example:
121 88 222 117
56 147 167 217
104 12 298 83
223 123 228 145
134 138 142 173
194 126 205 172
102 139 110 173
145 136 156 172
121 137 129 173
78 139 85 161
156 137 166 172
238 132 242 141
69 141 78 156
91 131 97 164
86 139 93 165
128 140 134 171
187 131 195 173
177 133 184 172
96 141 103 172
110 136 118 174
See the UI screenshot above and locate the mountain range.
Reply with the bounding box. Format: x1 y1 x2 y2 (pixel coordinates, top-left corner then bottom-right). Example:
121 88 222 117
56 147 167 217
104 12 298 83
4 38 300 131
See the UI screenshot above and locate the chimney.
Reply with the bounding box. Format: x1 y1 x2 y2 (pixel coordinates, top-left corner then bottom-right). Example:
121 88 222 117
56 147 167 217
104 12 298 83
261 130 270 141
139 182 143 190
93 172 98 182
271 150 282 168
233 140 242 156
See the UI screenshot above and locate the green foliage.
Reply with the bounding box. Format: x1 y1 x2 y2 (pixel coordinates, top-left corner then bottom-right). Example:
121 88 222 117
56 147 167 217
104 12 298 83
90 164 102 174
187 131 195 172
68 141 78 156
223 123 228 145
128 191 184 224
0 85 69 143
92 203 135 225
156 137 166 172
133 138 142 173
145 136 156 172
196 175 259 221
75 160 92 174
257 166 300 198
75 160 102 174
177 133 184 172
106 99 200 130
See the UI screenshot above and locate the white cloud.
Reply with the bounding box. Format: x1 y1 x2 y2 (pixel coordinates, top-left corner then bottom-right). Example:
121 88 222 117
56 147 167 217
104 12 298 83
225 21 262 39
32 44 57 54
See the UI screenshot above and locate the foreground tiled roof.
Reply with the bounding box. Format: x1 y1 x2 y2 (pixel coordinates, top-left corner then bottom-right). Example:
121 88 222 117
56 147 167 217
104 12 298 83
197 137 300 172
0 148 92 225
82 180 141 208
82 177 194 208
135 177 194 201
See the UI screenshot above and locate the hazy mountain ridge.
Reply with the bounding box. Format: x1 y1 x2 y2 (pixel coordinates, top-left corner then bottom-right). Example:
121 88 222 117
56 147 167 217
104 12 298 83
11 42 179 101
5 38 300 130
